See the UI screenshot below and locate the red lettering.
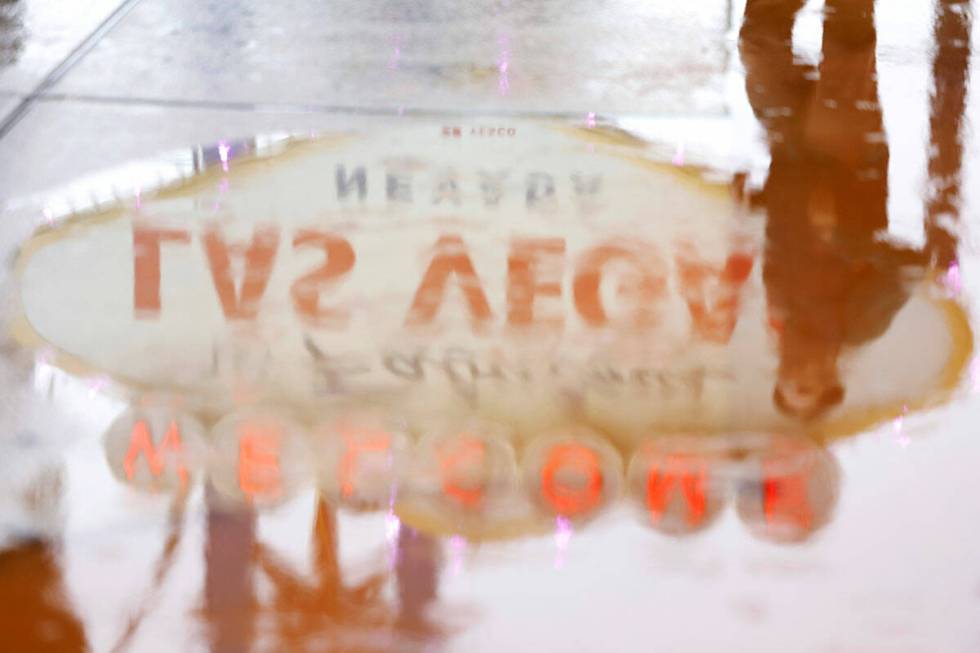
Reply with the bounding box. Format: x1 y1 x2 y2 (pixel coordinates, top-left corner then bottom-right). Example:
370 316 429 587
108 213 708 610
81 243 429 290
133 225 190 315
646 455 708 527
291 230 355 327
675 245 755 344
238 425 283 501
204 225 279 319
338 426 391 499
507 238 565 328
573 243 667 328
123 420 187 487
438 437 487 508
540 443 604 516
763 471 813 531
405 234 492 327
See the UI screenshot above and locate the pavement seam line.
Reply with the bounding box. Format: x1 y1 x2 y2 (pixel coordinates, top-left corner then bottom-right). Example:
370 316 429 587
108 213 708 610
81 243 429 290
32 92 730 121
0 0 148 141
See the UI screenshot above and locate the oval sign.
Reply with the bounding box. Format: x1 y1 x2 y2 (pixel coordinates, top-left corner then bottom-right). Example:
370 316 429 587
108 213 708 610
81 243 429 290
12 121 972 442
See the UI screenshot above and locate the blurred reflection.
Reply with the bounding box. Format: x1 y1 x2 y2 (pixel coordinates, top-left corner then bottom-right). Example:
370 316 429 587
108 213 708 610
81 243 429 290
627 442 726 536
522 428 622 523
4 401 847 653
104 408 207 493
733 435 839 544
199 493 442 653
203 486 256 653
108 492 188 653
0 467 88 652
0 540 87 652
925 0 973 266
395 525 443 638
628 433 840 543
740 0 968 420
0 0 23 68
104 403 851 546
255 498 389 649
4 2 975 648
209 411 311 508
316 414 411 511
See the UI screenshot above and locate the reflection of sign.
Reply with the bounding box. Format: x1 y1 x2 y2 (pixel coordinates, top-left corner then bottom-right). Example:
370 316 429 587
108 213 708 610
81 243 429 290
627 434 838 542
237 425 284 500
315 413 409 510
208 411 310 507
104 409 206 493
101 405 839 542
128 225 751 333
438 436 490 508
735 437 839 544
404 421 521 532
125 420 186 485
523 430 622 521
16 122 971 442
629 450 724 535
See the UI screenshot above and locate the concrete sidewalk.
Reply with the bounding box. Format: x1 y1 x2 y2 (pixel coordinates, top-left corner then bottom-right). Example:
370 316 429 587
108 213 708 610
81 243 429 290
0 0 736 202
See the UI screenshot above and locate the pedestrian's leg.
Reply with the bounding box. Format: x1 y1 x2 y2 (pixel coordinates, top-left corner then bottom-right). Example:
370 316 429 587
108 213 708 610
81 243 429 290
740 0 811 150
805 0 888 237
806 0 885 169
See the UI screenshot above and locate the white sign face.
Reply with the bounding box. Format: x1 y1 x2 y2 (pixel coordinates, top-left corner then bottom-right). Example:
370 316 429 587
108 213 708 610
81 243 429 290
13 121 971 443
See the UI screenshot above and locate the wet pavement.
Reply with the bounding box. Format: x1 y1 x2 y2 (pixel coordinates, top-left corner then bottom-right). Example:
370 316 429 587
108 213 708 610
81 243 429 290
0 0 128 93
1 1 979 652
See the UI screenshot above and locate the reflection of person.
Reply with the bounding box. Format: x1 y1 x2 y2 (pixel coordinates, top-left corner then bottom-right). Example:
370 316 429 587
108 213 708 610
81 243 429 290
740 0 931 420
925 0 972 268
